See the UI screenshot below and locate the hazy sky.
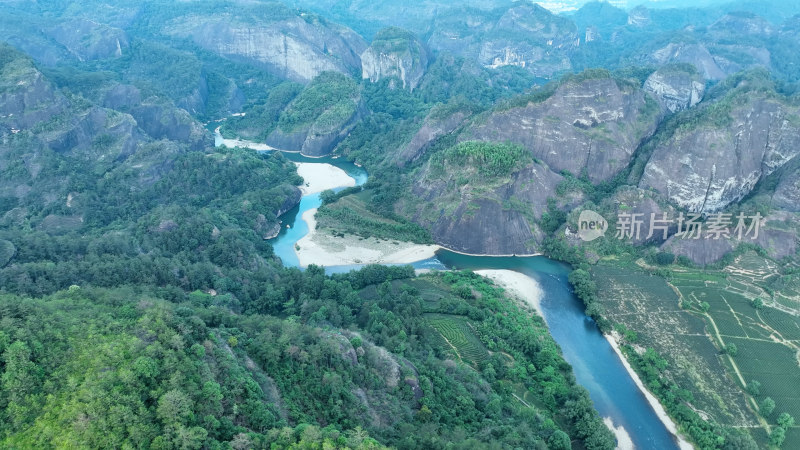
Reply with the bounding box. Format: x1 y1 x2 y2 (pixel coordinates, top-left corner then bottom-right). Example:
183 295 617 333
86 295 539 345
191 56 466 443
536 0 747 13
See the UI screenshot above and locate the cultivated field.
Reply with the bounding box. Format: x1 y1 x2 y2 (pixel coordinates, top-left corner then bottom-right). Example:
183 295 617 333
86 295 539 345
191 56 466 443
425 313 490 366
595 252 800 447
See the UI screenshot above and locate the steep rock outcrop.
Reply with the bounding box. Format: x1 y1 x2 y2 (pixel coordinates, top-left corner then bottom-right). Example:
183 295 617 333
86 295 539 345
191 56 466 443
466 76 661 183
0 48 68 130
661 236 735 266
361 27 428 91
408 158 570 255
649 43 727 81
427 4 577 78
166 7 366 83
640 84 800 213
46 107 144 162
570 1 628 41
46 18 129 61
129 102 211 151
661 226 796 265
773 168 800 212
648 25 771 83
103 84 223 151
627 6 651 28
396 109 469 166
265 72 362 156
644 65 705 114
266 106 361 156
708 13 774 40
604 187 680 246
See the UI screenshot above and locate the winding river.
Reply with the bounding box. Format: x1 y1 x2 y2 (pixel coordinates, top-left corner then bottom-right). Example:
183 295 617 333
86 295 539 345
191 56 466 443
215 129 683 449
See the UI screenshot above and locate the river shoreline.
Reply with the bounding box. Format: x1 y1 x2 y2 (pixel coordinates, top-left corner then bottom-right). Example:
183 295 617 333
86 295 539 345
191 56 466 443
603 417 634 450
294 208 441 267
215 127 335 158
443 248 543 258
473 269 544 317
605 332 695 450
295 163 355 195
216 128 685 449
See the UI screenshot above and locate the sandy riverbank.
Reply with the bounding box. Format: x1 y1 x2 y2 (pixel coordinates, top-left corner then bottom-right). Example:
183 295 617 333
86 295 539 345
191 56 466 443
474 269 544 317
295 208 440 266
215 127 276 151
605 332 695 450
295 163 355 195
603 417 634 450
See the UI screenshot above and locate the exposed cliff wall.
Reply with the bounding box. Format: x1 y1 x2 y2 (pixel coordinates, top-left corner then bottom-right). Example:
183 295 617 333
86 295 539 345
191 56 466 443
773 168 800 212
644 64 705 114
101 84 212 151
265 72 361 156
407 158 567 255
396 109 469 167
166 7 366 83
466 75 661 183
361 27 428 91
427 4 577 79
46 18 129 61
0 50 68 130
640 77 800 212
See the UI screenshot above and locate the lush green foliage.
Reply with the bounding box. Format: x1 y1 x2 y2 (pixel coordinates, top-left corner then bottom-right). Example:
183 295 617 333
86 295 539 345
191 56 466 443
0 285 389 449
0 145 301 299
316 190 433 244
0 263 617 449
618 343 753 450
221 82 303 140
277 72 360 133
434 141 531 178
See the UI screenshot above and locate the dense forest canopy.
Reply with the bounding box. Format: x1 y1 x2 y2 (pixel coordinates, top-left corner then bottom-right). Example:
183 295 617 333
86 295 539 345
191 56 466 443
1 0 800 448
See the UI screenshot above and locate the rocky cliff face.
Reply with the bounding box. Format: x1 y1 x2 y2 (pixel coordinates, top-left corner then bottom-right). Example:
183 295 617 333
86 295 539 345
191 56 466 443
166 8 366 83
627 6 651 28
661 224 796 265
1 48 146 210
708 13 774 40
396 109 469 167
103 84 211 151
46 18 129 61
408 160 568 255
266 106 361 157
427 4 577 78
644 65 705 114
639 12 775 82
0 50 68 130
466 75 661 183
361 27 428 91
265 72 362 156
773 167 800 212
640 82 800 213
649 43 728 81
1 44 298 239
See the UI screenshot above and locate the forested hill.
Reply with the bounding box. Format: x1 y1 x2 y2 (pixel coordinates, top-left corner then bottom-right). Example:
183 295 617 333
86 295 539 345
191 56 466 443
0 40 616 448
0 267 616 449
3 0 800 448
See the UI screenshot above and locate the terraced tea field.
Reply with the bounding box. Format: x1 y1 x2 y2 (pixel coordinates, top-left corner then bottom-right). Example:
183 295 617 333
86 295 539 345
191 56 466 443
593 264 757 428
425 313 489 366
595 252 800 447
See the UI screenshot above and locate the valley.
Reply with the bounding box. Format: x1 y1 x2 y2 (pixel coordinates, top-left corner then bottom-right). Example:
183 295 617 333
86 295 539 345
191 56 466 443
2 0 800 448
